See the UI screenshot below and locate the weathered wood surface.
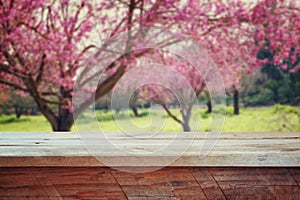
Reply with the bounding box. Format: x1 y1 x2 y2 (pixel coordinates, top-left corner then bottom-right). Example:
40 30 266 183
1 132 300 166
0 167 299 199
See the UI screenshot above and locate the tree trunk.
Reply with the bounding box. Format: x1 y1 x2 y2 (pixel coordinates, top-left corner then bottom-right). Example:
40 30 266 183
14 106 22 119
181 111 191 132
130 105 139 117
55 104 74 132
33 96 74 132
204 91 212 113
53 116 73 131
181 121 191 132
233 88 239 115
206 99 212 113
274 89 279 104
129 91 139 117
50 111 74 132
30 107 37 115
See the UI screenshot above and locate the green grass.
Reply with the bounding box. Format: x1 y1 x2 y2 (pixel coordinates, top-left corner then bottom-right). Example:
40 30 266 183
0 105 299 132
221 105 300 132
0 115 52 132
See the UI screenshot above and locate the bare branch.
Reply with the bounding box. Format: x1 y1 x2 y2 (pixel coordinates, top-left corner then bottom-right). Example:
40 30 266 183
161 104 183 124
74 64 126 119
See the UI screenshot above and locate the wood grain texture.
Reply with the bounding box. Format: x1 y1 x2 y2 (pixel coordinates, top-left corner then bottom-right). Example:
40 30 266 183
1 132 300 166
0 167 300 199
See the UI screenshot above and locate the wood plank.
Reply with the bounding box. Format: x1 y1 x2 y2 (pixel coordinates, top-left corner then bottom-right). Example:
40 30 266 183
1 167 299 199
288 168 300 186
164 168 208 199
0 155 300 167
190 168 226 200
112 168 207 199
0 167 128 200
210 167 297 186
1 132 300 166
1 132 300 139
209 168 299 199
2 137 300 147
37 177 63 200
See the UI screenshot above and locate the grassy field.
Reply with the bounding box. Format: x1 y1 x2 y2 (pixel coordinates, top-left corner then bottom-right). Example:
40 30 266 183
0 105 299 132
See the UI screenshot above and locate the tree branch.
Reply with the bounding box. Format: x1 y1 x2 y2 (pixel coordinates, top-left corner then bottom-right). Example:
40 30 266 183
74 64 127 119
0 79 28 91
17 22 49 39
36 53 46 84
161 104 182 124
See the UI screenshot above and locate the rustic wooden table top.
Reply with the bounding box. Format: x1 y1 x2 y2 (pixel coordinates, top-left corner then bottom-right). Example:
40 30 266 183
1 132 300 199
0 132 300 167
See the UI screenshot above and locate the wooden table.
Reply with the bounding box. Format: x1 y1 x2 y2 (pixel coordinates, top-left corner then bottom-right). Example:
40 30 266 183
1 132 300 199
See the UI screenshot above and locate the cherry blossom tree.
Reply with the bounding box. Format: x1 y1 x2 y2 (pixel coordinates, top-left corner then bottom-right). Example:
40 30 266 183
116 0 250 130
136 51 206 132
0 0 187 131
184 0 300 115
1 0 298 132
110 0 257 130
